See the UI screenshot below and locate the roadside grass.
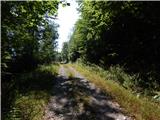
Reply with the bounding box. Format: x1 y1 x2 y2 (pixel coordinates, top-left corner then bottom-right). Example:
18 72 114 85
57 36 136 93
61 64 96 119
5 63 59 120
63 64 74 78
70 63 160 120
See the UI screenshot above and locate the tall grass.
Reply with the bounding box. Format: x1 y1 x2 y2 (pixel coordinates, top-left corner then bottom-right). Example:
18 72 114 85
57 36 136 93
63 64 74 78
70 63 160 120
4 64 59 120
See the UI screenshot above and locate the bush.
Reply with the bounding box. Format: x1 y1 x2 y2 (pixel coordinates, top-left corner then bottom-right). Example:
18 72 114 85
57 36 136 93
3 64 59 120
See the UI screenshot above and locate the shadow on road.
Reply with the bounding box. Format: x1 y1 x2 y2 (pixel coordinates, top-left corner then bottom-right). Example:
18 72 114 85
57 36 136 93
45 75 126 120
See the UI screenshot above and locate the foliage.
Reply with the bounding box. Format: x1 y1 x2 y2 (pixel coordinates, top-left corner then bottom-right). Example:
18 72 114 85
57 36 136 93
68 1 160 91
2 1 59 72
36 23 59 63
3 64 59 120
71 63 160 120
61 42 69 62
1 1 59 119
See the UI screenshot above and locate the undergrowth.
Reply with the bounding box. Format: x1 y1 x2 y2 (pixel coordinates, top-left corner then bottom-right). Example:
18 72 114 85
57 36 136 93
4 63 59 120
71 63 160 120
63 64 74 78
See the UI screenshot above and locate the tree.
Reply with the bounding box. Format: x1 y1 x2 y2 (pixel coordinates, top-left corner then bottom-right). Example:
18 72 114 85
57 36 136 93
61 42 69 63
2 1 59 72
36 22 59 63
68 1 160 91
1 1 59 118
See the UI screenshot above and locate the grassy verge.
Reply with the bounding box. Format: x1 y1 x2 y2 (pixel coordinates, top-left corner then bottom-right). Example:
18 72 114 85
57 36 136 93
5 63 59 120
63 64 74 78
70 63 160 120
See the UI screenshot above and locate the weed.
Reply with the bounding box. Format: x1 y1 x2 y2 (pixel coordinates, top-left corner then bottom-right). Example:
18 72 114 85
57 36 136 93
4 64 59 120
71 63 160 120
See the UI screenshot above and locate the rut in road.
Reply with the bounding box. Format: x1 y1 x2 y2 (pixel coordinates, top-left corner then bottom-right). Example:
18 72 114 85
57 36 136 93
44 65 133 120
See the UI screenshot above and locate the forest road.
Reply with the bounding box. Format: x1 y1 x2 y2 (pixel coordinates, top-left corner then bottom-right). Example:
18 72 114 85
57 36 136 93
44 65 133 120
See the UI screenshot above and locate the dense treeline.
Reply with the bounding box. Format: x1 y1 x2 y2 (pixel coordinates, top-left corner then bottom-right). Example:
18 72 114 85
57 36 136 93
1 1 60 118
62 1 160 93
2 1 59 73
61 42 69 63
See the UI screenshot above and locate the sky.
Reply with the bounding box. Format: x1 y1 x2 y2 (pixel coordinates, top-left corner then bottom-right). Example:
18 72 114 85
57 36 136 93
55 0 80 52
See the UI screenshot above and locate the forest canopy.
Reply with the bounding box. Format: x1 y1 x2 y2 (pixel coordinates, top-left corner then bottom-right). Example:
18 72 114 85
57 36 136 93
62 1 160 92
2 1 59 73
2 1 160 119
1 1 60 118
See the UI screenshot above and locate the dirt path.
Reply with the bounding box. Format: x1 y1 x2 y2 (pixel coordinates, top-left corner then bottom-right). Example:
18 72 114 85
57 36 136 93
44 65 133 120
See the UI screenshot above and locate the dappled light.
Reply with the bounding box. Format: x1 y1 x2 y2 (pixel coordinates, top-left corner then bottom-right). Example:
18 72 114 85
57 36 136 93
44 66 132 120
2 1 160 120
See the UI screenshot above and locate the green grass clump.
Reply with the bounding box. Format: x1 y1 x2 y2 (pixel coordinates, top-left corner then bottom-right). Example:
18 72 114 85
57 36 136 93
7 91 48 120
5 63 59 120
39 64 59 76
63 64 75 78
71 63 160 120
